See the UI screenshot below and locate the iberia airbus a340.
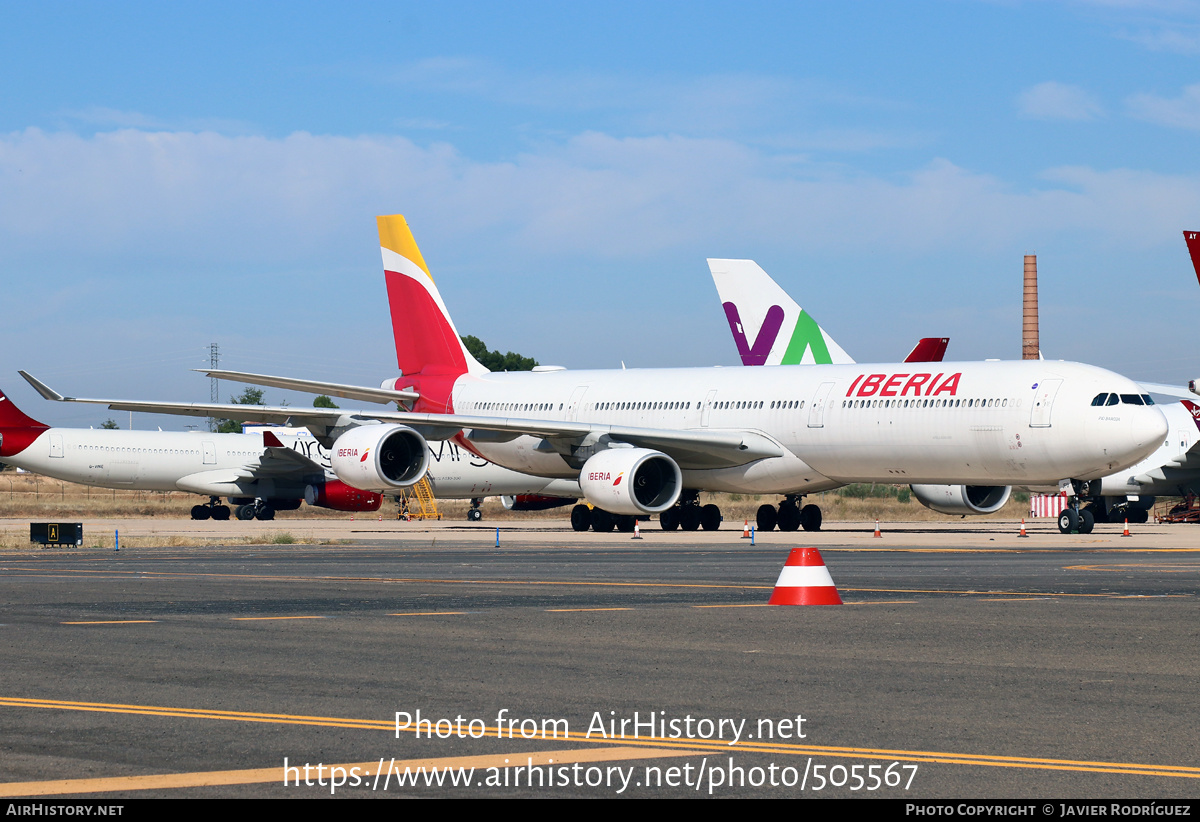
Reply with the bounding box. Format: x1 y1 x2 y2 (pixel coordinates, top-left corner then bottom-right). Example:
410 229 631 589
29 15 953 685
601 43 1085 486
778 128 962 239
22 215 1168 534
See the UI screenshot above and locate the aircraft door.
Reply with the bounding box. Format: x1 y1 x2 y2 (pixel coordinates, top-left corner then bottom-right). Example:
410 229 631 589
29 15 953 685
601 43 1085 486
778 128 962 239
202 441 216 465
700 390 717 427
49 434 64 458
807 382 836 428
566 386 589 421
1029 379 1062 428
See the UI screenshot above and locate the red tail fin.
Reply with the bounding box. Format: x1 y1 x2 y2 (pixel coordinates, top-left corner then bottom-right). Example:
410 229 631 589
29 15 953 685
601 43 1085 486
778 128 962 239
903 337 949 363
1185 231 1200 288
0 390 49 458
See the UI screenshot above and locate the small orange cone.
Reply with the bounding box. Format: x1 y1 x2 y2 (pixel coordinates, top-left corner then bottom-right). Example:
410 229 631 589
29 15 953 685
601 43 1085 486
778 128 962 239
1019 518 1028 538
632 520 642 540
1122 518 1131 537
873 519 882 538
741 520 751 539
768 547 842 605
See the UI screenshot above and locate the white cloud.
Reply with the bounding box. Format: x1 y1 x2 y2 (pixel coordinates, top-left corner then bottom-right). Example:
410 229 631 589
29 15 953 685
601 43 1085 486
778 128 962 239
1126 83 1200 128
0 126 1194 271
1017 82 1104 121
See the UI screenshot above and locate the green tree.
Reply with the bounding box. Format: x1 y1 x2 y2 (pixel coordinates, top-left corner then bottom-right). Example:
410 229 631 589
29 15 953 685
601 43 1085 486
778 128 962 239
313 395 339 409
100 419 120 430
461 335 538 372
215 387 266 434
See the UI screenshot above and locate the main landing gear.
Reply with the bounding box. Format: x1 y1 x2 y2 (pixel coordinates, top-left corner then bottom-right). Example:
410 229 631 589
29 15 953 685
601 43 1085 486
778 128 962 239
658 491 722 532
755 495 822 532
568 491 724 533
234 498 276 521
190 496 231 521
568 504 645 532
467 498 483 522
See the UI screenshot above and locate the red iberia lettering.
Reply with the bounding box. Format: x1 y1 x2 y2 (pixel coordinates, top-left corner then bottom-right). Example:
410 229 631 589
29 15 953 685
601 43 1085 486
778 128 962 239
932 372 961 396
846 375 864 397
857 374 885 397
901 374 931 396
925 373 944 396
879 374 906 397
588 472 611 481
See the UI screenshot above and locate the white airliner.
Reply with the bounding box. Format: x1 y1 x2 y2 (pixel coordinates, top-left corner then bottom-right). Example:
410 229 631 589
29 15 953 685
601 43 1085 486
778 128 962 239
0 388 382 520
711 244 1200 533
20 215 1169 536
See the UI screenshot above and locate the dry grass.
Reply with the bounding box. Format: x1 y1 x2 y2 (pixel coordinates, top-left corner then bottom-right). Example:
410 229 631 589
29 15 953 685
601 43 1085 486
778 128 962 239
0 470 1033 528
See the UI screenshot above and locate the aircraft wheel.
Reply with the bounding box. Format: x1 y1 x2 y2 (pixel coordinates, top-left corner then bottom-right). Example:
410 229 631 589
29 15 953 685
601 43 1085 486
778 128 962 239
212 505 231 521
616 515 636 533
255 506 276 521
700 504 722 531
659 508 679 531
591 508 614 533
756 504 778 532
800 504 823 532
777 502 800 532
1058 508 1079 534
191 504 211 521
680 506 701 531
1078 508 1095 534
235 504 256 521
570 504 591 532
467 508 483 522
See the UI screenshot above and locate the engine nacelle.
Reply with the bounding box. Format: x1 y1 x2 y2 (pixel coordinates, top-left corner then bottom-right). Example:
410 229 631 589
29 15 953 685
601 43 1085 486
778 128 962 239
500 494 577 511
305 479 384 512
329 424 429 491
578 448 682 515
910 484 1012 516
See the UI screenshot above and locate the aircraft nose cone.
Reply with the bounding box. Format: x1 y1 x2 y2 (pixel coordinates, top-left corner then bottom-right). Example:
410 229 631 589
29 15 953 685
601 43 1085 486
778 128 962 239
1133 406 1169 452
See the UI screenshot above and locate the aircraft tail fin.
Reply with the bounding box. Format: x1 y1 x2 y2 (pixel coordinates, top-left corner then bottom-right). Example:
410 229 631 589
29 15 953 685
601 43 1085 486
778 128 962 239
0 388 49 458
378 215 488 377
708 259 855 366
903 337 949 363
1185 231 1200 288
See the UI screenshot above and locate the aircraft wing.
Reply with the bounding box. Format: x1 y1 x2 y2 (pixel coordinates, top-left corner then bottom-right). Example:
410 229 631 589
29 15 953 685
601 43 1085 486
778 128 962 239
18 371 782 470
198 369 418 405
1139 382 1197 400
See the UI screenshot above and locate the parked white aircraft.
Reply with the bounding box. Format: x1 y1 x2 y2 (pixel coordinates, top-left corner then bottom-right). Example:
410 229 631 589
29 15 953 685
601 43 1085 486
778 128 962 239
0 387 382 520
22 215 1168 536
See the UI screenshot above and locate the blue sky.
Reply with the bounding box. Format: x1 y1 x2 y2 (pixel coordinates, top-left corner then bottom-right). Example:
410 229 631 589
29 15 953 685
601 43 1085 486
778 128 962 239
4 1 1200 427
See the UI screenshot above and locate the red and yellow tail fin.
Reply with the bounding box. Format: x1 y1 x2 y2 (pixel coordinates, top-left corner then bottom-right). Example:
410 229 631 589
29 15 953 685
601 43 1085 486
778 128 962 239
378 215 487 377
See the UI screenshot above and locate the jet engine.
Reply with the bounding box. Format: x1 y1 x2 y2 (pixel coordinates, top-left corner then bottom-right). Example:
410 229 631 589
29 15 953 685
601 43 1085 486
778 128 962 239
577 448 682 515
329 424 430 491
500 494 577 511
305 479 385 512
910 484 1012 516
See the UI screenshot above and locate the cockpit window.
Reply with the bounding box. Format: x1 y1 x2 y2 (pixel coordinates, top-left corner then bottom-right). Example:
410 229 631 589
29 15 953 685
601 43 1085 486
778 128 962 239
1106 394 1119 406
1091 393 1107 407
1141 394 1155 405
1120 394 1144 405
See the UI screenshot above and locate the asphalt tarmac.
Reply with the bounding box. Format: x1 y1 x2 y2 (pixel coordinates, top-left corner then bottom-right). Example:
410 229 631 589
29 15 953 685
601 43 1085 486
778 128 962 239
0 517 1198 799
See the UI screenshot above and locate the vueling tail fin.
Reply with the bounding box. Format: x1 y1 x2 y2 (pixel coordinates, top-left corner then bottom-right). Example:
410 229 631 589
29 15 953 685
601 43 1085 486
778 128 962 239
378 215 488 377
708 259 855 366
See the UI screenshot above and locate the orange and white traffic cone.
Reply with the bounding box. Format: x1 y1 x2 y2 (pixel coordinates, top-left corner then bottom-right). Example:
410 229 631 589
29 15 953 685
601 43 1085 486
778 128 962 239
873 519 882 538
1122 518 1131 537
1019 518 1028 538
768 547 842 605
741 520 751 539
632 520 642 540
